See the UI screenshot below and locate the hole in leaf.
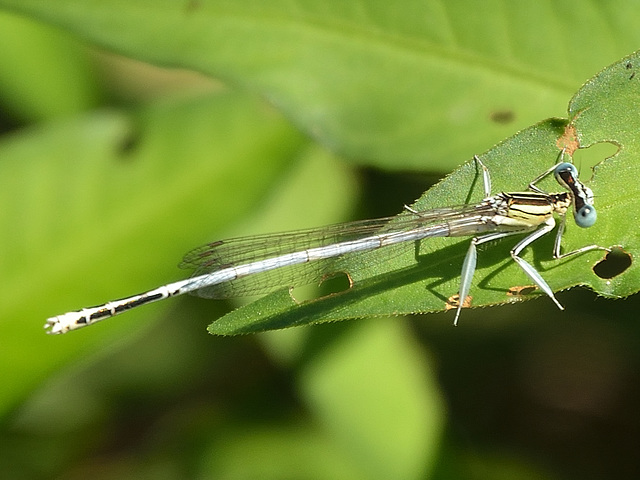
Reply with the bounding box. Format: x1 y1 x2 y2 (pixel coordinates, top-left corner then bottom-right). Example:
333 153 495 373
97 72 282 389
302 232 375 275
593 247 632 279
626 61 637 80
571 141 618 181
290 271 352 303
507 285 537 297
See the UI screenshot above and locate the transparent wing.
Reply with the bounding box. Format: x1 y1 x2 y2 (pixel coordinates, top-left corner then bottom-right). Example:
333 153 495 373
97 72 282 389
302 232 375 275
180 204 494 299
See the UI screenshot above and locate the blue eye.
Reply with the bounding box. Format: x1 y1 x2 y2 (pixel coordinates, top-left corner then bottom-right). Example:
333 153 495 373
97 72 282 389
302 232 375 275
554 162 578 181
575 205 597 228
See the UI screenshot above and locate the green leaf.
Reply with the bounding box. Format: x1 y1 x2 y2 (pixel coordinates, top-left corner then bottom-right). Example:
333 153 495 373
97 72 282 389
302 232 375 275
2 1 640 169
0 10 101 121
0 92 305 414
567 50 640 297
299 319 444 480
202 422 370 480
202 319 444 480
210 50 639 335
209 119 568 334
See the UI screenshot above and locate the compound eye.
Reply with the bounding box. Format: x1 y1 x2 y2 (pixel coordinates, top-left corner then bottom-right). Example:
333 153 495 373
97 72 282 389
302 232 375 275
575 205 597 228
554 162 578 181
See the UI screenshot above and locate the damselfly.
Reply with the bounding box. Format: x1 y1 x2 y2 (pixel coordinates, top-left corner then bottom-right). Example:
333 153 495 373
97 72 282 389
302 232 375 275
45 152 608 334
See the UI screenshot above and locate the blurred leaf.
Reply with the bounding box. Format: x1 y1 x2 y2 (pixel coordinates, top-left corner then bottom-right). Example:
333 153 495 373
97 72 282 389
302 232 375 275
0 10 101 122
0 92 305 414
210 50 639 335
300 319 444 480
2 1 640 169
202 423 369 480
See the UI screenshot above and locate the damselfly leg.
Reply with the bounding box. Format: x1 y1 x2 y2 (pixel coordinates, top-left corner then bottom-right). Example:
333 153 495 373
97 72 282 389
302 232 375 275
452 153 609 325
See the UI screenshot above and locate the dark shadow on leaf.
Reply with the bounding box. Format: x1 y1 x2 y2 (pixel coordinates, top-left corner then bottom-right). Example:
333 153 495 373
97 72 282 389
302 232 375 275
210 238 523 334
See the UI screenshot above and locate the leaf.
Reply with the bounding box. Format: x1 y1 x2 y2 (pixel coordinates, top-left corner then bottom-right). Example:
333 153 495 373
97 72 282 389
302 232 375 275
299 319 444 480
1 4 639 408
0 92 305 414
0 10 101 121
566 50 640 297
209 118 570 334
203 319 444 480
210 50 640 335
203 423 369 480
2 1 640 169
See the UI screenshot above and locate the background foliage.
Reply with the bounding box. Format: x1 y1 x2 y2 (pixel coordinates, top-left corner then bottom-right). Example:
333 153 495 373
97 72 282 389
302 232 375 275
1 2 640 479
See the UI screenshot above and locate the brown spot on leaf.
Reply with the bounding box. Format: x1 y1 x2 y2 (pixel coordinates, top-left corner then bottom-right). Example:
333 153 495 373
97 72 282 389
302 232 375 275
445 293 472 311
489 110 515 124
557 124 580 156
185 0 201 12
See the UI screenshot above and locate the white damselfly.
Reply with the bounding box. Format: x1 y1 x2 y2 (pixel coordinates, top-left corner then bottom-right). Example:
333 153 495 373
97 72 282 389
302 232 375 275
45 152 608 334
